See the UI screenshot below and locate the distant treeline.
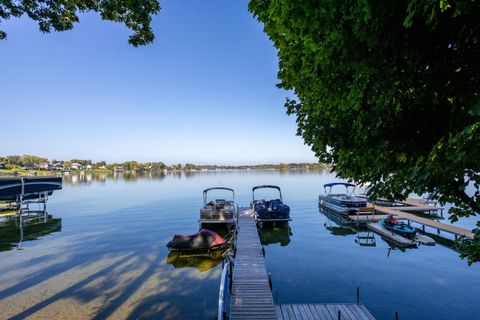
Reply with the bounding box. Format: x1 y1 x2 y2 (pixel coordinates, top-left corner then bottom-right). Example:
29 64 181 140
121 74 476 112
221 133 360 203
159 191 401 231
0 155 328 172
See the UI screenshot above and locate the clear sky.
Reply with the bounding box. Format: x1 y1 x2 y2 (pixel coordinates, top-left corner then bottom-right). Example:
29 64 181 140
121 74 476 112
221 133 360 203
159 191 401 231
0 0 316 165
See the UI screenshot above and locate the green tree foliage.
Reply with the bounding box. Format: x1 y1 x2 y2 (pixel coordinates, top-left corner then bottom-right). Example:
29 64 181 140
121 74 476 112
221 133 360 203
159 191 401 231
249 0 480 263
20 154 47 166
0 0 160 46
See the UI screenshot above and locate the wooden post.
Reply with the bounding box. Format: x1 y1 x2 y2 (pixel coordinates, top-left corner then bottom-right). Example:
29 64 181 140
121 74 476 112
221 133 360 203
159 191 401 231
394 311 399 320
356 287 360 305
337 310 342 320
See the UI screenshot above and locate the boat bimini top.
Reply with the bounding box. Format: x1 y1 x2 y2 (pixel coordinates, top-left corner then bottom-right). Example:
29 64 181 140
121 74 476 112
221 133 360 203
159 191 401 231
323 182 357 196
203 187 235 204
252 185 283 203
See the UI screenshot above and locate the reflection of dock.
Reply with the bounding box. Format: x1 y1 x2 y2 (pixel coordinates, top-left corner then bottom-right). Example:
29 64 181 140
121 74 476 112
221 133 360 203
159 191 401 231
226 208 375 320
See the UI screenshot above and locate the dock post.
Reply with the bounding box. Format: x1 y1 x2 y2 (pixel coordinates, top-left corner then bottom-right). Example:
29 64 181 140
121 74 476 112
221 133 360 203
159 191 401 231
356 287 360 305
337 310 342 320
422 225 425 232
394 311 399 320
268 273 272 291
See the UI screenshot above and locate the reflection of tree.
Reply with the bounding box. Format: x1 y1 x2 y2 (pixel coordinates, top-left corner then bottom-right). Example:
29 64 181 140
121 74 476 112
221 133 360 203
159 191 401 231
62 171 167 185
0 212 61 252
259 224 292 246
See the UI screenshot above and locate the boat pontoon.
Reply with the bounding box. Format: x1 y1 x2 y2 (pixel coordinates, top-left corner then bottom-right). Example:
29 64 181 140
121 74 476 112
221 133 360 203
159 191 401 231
251 185 291 222
318 182 373 215
0 177 62 202
199 187 237 225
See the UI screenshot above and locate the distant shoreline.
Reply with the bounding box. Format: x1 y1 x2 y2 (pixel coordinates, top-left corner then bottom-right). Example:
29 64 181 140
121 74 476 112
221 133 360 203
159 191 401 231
0 165 330 177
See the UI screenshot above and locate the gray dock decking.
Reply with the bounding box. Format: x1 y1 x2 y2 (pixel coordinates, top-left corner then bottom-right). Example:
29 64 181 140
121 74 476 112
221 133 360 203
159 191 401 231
276 304 375 320
229 208 376 320
229 207 277 319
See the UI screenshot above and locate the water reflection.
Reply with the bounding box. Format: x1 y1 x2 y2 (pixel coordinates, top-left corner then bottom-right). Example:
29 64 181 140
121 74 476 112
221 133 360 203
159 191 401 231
62 171 168 185
0 211 62 251
259 223 292 246
166 252 223 272
320 207 357 236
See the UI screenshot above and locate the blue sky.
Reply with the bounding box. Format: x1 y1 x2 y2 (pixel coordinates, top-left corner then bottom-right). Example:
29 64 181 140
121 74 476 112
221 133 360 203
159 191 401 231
0 0 316 165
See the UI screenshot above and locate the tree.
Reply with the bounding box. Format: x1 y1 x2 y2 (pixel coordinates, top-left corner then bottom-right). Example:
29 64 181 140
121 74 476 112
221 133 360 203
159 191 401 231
249 0 480 263
20 154 47 166
0 0 160 46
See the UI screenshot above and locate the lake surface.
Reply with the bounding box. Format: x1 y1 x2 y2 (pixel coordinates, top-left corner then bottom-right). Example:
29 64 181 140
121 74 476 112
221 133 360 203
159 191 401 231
0 170 479 319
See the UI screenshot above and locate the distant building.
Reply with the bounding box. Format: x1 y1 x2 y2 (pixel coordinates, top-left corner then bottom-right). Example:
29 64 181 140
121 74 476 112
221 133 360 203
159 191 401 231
39 162 51 170
71 162 83 170
0 162 5 169
86 164 93 170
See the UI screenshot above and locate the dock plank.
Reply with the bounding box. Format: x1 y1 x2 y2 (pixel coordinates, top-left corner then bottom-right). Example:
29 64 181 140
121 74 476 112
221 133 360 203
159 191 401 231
277 304 375 320
229 208 276 320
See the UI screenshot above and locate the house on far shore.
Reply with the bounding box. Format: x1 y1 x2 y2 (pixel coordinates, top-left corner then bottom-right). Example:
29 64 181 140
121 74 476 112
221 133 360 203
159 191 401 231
0 162 6 169
71 162 83 170
52 163 64 171
39 162 51 170
86 164 93 170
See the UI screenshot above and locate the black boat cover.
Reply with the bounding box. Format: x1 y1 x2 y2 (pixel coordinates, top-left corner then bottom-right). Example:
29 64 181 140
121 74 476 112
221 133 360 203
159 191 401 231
167 229 226 251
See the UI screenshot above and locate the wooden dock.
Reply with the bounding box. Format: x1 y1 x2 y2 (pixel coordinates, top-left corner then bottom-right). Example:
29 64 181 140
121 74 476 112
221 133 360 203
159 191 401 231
276 304 375 320
229 207 277 319
374 206 474 239
228 208 376 320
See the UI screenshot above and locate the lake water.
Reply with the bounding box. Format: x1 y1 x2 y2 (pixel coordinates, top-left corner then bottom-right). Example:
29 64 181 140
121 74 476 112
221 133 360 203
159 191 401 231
0 170 479 319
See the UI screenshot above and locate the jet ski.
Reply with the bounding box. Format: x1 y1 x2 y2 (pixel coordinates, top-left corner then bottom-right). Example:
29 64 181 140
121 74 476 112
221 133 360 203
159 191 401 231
380 216 417 239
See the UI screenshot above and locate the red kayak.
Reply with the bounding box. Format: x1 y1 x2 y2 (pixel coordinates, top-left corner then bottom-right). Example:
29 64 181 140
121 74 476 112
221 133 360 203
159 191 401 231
167 229 226 251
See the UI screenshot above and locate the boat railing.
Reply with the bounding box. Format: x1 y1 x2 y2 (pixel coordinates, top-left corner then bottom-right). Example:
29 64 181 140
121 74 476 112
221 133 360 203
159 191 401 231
217 259 233 320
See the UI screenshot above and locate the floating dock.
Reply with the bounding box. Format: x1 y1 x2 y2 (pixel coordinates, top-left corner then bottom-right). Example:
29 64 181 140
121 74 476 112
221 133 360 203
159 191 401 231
368 223 416 247
229 208 276 320
227 208 376 320
276 304 375 320
335 196 474 240
374 206 474 239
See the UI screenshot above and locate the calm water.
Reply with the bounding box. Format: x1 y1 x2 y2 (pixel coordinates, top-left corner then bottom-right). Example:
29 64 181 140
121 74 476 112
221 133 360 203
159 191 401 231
0 171 479 319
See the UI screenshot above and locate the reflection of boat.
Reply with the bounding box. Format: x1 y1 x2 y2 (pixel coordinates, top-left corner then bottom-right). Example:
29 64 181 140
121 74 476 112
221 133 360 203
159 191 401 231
319 182 372 215
380 216 416 238
199 187 237 225
0 177 62 202
166 252 222 272
251 185 291 222
0 212 62 251
321 207 358 236
167 229 229 255
259 224 292 246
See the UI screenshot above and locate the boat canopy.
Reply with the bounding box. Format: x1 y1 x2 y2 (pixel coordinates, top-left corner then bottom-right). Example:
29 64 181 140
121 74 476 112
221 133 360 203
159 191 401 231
203 187 235 203
252 185 283 202
323 182 356 188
